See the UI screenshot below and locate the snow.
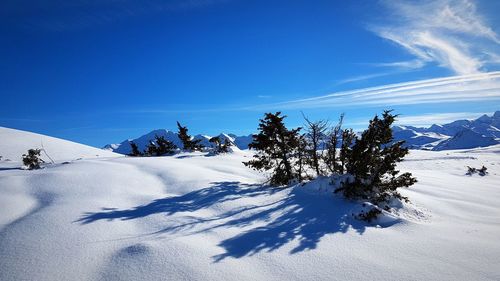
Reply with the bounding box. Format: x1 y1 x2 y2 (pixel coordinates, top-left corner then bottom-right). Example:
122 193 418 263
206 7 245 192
0 126 119 162
1 128 500 280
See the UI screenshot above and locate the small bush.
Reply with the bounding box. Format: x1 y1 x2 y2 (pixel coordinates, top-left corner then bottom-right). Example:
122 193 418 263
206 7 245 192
22 149 44 170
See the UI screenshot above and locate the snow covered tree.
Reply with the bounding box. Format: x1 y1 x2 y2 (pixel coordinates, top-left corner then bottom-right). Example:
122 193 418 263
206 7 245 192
336 110 417 207
128 141 142 156
302 113 328 176
177 121 203 151
244 112 301 186
22 149 44 170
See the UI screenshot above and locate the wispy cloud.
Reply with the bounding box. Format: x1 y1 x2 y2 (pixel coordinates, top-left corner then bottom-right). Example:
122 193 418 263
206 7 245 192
394 111 489 126
335 71 397 85
249 71 500 110
369 0 500 74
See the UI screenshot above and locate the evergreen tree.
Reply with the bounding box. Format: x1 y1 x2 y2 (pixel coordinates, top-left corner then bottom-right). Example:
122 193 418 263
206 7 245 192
336 110 417 206
221 137 232 153
144 135 177 156
177 121 203 151
128 141 142 156
302 113 328 176
339 128 356 174
154 135 177 155
244 112 301 186
22 148 44 170
209 136 233 154
145 140 158 156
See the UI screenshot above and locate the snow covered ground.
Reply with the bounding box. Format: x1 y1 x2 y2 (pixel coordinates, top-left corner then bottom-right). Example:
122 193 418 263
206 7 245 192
1 127 500 280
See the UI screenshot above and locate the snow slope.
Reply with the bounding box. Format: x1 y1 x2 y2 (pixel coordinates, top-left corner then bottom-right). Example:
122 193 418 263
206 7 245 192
1 129 500 280
0 126 119 162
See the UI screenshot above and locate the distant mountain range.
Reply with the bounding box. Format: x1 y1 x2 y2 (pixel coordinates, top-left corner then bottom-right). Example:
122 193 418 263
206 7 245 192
104 111 500 154
393 111 499 150
104 130 253 155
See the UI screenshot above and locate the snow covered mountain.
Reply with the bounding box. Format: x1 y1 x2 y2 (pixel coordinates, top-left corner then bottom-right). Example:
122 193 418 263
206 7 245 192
104 111 500 154
393 111 500 150
106 130 252 155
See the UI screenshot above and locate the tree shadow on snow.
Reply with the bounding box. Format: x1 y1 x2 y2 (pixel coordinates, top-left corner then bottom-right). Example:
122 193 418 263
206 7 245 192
77 181 372 261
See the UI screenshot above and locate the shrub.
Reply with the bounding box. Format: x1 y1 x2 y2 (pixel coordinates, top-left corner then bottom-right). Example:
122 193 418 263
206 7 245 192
336 110 417 207
22 149 44 170
244 112 301 186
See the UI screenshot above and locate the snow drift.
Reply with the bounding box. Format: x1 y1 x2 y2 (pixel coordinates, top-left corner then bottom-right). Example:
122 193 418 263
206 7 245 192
1 128 500 280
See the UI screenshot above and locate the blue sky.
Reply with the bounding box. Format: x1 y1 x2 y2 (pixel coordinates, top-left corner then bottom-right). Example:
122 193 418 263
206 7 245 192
2 0 500 147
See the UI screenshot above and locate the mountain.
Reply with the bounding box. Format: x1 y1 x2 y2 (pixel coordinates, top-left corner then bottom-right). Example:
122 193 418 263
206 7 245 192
106 130 249 155
104 111 500 154
0 126 119 162
432 129 498 151
393 111 500 150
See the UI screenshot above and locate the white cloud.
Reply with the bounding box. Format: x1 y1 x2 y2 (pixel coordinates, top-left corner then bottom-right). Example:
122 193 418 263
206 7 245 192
250 71 500 110
394 112 489 126
370 0 500 74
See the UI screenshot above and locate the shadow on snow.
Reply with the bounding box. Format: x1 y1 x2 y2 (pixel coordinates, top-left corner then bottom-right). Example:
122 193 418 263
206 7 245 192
77 181 373 261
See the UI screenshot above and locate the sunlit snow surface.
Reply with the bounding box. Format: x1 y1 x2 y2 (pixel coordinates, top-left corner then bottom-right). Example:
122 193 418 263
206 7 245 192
1 127 499 281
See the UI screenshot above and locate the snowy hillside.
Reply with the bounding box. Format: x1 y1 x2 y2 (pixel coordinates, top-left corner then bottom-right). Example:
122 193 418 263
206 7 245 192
1 128 500 280
0 126 119 162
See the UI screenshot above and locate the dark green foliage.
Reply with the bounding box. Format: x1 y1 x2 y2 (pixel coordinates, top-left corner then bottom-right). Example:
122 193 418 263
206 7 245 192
339 128 356 174
128 141 142 156
336 110 417 207
144 135 177 156
22 149 44 170
209 136 232 154
145 141 158 156
244 112 301 186
177 121 203 151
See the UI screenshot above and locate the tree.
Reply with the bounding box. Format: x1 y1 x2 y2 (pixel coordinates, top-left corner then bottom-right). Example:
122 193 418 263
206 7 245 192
177 121 203 151
336 110 417 207
302 113 328 176
144 135 177 156
339 128 356 174
128 141 142 156
154 135 177 155
244 112 301 186
324 114 344 174
145 141 158 156
209 136 233 154
22 149 44 170
295 134 310 182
